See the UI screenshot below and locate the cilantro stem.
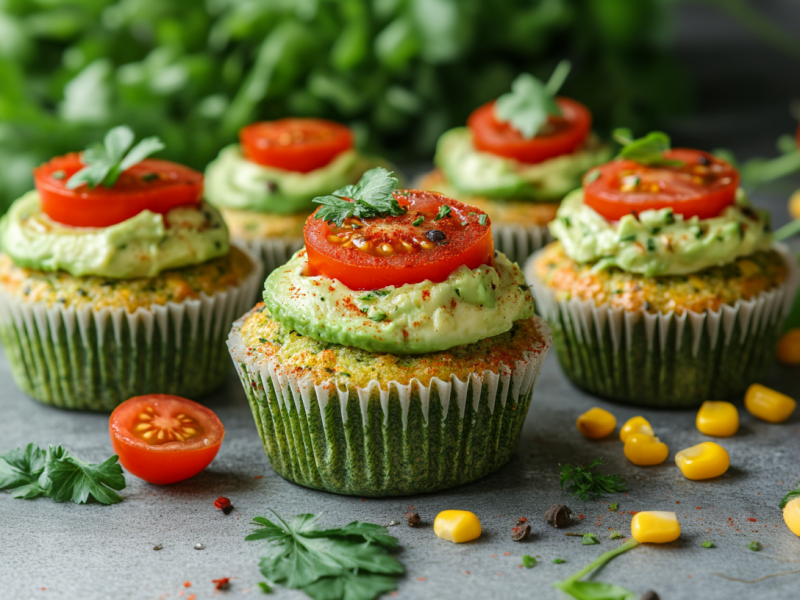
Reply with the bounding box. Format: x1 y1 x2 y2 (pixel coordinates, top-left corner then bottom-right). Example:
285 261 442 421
555 539 639 589
773 219 800 242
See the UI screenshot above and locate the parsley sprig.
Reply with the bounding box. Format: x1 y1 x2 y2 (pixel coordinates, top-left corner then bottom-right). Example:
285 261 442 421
313 167 405 227
66 125 165 190
613 128 685 168
494 60 571 139
0 443 125 505
553 539 639 600
559 458 628 500
780 480 800 509
246 511 404 600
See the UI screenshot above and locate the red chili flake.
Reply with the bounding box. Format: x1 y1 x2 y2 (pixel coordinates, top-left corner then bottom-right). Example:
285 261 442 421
675 501 680 504
747 518 757 522
212 578 230 590
578 514 585 520
184 581 192 588
728 517 733 521
465 571 470 575
696 507 702 510
417 577 426 581
254 475 264 479
214 497 231 510
503 552 511 556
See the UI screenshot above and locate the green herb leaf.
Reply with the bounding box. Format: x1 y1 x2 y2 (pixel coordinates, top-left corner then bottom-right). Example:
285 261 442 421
478 214 487 226
609 530 623 540
435 205 451 221
51 170 65 180
412 215 424 226
257 581 273 594
613 128 684 168
553 539 639 600
701 540 715 548
522 555 537 568
582 533 600 545
748 541 762 552
779 480 800 509
553 558 566 564
66 126 165 190
559 459 629 501
495 61 570 139
313 168 404 227
368 311 387 322
0 443 48 499
608 503 619 511
43 445 126 505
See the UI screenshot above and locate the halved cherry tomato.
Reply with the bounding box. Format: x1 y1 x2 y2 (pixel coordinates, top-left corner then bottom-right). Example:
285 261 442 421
304 190 494 290
468 97 591 164
583 149 740 221
109 394 224 485
34 153 203 228
240 118 353 173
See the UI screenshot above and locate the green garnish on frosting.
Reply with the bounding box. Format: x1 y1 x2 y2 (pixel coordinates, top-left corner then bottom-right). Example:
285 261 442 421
67 126 165 190
612 128 684 168
313 167 405 226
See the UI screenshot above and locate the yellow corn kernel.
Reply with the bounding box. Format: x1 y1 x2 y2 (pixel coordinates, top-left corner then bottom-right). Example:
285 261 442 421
619 416 653 442
789 189 800 220
784 497 800 537
434 510 481 543
675 442 730 480
745 384 797 424
624 433 669 466
576 407 617 439
695 401 739 437
777 329 800 365
631 511 681 543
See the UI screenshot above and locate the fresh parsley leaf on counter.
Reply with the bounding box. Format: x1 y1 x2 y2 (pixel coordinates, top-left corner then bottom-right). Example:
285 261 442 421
559 459 628 500
0 443 125 505
494 60 571 139
613 128 685 168
553 539 640 600
66 126 165 190
313 167 405 227
780 480 800 509
246 511 403 600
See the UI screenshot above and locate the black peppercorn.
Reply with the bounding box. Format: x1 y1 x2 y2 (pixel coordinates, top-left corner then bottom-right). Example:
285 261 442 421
697 155 711 166
641 591 660 600
266 180 278 192
426 230 446 243
545 504 572 528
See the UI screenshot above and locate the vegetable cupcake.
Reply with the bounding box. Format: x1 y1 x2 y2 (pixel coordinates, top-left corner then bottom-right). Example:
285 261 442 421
205 118 392 275
0 127 261 411
526 131 799 408
419 62 610 263
228 168 552 496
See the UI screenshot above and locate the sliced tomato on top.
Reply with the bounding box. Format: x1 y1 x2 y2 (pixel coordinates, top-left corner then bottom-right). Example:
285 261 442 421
583 149 740 221
34 153 203 228
109 394 225 485
304 191 494 290
240 118 354 173
468 97 592 164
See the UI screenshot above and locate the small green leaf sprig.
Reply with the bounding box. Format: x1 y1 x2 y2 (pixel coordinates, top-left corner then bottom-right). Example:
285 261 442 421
613 128 685 168
313 167 406 227
780 479 800 509
553 539 640 600
559 458 628 501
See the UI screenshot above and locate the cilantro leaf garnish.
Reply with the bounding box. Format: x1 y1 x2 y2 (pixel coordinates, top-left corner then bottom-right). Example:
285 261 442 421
435 205 451 220
613 128 685 168
313 167 405 227
66 125 165 190
246 511 403 600
559 458 628 500
553 539 639 600
0 443 125 505
780 480 800 509
494 60 571 139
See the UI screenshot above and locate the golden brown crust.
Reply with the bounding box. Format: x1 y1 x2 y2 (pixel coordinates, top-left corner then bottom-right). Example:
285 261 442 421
532 242 788 314
220 207 307 240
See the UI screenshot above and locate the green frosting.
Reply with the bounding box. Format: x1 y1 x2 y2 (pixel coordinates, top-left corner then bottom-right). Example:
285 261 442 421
262 250 534 354
204 145 390 215
549 189 773 276
434 127 611 201
0 191 229 279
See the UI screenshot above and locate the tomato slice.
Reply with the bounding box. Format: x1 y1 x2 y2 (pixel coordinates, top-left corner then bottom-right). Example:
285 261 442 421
240 118 353 173
467 97 591 164
34 153 203 228
796 122 800 149
109 395 225 485
582 149 740 221
304 190 495 290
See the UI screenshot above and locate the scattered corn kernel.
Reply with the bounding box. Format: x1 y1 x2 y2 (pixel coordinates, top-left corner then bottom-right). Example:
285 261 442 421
623 433 669 466
784 497 800 537
744 384 796 423
675 442 730 480
777 329 800 365
631 511 681 543
696 401 739 437
576 407 617 439
789 189 800 220
434 510 481 543
619 416 653 442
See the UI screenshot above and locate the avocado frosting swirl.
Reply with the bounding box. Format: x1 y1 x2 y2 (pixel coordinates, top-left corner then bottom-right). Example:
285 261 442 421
549 189 772 276
263 249 535 354
205 145 390 215
0 191 229 279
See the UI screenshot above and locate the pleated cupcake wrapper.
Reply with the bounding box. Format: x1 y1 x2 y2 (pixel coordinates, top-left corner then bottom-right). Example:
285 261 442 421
236 236 304 280
228 312 552 497
493 223 553 265
0 247 263 411
525 243 800 408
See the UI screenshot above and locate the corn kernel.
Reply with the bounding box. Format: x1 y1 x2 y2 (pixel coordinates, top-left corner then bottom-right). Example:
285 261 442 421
745 384 796 424
631 511 681 543
619 416 653 442
777 329 800 365
576 407 617 439
675 442 730 480
695 401 739 437
784 497 800 537
789 189 800 220
624 433 669 466
434 510 481 543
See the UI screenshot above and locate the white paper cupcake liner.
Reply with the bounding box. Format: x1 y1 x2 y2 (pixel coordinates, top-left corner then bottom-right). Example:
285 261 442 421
228 311 552 496
524 243 800 408
493 223 553 265
235 236 305 279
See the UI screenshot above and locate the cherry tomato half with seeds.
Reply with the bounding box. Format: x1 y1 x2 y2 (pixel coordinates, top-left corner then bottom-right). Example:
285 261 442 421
468 97 591 164
240 118 353 173
583 149 740 221
109 395 224 485
34 153 203 228
304 190 494 290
